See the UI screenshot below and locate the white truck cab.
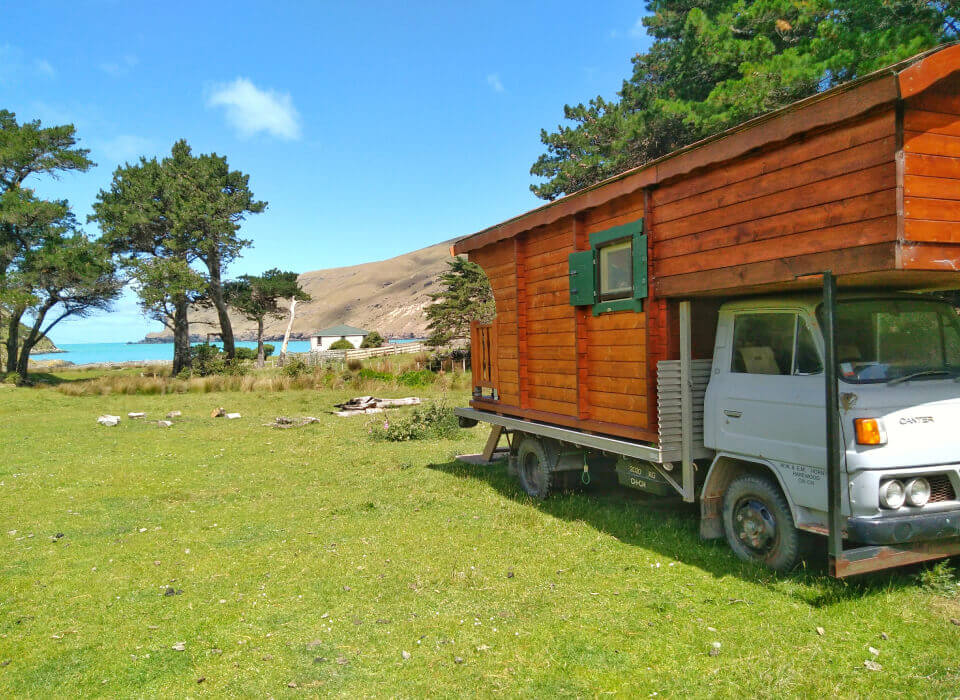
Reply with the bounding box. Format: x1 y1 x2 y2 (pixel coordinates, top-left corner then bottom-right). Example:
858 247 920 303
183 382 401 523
703 293 960 568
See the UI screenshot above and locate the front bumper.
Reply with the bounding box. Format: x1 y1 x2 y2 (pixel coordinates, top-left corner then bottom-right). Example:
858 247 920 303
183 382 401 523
847 510 960 545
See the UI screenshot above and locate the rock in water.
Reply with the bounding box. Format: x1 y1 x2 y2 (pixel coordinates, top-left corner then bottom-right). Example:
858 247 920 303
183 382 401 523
97 415 121 427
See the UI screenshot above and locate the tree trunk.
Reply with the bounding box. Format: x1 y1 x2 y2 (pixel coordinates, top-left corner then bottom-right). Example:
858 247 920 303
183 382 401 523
5 309 24 375
15 304 52 381
206 263 235 359
172 297 191 375
279 298 297 366
256 316 265 368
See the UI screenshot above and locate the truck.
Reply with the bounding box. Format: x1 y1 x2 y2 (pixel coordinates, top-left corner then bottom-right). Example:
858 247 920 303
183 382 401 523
452 45 960 577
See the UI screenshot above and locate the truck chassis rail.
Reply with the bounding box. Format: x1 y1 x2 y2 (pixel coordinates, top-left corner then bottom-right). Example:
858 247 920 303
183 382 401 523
455 407 662 463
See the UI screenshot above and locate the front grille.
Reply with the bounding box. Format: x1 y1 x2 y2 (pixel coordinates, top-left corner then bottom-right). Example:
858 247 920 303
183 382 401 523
928 474 956 503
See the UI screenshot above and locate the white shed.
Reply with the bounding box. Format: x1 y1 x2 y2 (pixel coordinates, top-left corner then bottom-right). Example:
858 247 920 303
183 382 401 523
310 325 370 351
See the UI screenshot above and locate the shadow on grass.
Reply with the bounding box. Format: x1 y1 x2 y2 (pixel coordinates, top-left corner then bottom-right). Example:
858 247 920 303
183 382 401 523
428 456 940 606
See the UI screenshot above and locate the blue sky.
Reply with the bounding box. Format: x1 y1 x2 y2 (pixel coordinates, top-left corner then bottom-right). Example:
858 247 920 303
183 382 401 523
4 1 653 343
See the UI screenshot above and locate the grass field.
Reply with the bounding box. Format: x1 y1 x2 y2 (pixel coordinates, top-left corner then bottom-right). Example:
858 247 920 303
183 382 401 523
2 375 960 697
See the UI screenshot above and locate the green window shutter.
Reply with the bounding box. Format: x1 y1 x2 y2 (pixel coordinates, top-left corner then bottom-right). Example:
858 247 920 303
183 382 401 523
568 250 595 306
633 232 648 300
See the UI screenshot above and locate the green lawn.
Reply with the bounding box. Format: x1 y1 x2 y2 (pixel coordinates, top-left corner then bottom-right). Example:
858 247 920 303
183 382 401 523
1 381 959 697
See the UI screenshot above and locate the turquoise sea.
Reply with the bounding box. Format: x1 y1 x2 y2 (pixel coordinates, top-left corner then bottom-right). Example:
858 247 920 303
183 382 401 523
32 339 422 366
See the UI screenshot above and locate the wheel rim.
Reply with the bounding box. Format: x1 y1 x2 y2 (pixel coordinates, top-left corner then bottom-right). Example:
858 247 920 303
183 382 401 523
521 451 544 494
733 498 779 556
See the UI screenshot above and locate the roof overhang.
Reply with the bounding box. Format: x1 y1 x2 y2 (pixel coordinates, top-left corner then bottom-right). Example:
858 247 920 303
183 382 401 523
455 43 960 255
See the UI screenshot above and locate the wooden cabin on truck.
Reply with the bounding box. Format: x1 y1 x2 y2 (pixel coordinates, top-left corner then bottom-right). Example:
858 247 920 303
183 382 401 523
454 45 960 576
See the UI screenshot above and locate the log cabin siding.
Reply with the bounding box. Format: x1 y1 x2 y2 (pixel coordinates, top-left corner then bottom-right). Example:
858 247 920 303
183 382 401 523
470 241 519 406
651 109 900 297
903 72 960 267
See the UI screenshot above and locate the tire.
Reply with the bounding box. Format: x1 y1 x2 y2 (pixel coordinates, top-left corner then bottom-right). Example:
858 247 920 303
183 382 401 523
516 437 556 499
722 473 801 572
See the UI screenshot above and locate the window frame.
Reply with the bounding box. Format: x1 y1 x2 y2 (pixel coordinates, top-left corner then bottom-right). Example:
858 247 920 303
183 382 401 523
567 218 647 315
729 310 823 377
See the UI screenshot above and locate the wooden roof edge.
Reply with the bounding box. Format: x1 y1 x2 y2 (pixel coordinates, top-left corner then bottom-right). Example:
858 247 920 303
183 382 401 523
454 43 960 256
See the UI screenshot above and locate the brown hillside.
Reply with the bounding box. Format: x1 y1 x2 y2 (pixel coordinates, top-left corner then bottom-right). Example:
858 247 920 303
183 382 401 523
143 239 457 342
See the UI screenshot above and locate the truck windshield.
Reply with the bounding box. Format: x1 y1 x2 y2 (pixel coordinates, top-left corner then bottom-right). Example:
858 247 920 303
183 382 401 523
819 298 960 384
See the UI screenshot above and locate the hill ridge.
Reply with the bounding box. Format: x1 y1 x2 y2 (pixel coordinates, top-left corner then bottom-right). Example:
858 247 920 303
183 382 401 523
142 238 457 342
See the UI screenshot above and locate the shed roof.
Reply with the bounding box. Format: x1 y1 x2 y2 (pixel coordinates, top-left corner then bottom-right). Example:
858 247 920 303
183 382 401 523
312 325 370 337
454 43 960 255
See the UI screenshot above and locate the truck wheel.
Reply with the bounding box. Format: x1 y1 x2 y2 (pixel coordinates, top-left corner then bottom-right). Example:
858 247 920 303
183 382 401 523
722 473 800 572
516 437 555 499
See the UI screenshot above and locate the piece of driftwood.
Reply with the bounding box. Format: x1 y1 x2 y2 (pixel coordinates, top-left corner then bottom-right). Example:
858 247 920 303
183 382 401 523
333 396 421 417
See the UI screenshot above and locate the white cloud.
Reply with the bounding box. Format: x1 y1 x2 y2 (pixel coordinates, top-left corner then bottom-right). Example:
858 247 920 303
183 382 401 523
206 77 301 140
98 134 153 163
486 73 504 93
34 59 55 77
100 54 138 77
629 17 646 38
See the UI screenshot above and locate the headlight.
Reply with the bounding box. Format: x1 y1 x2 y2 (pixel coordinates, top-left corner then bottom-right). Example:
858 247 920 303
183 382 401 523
879 479 906 509
905 478 931 507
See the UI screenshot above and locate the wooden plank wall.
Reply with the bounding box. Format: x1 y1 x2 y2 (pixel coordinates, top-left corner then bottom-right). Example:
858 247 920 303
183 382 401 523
521 222 579 417
580 190 650 431
650 109 901 297
902 72 960 268
469 191 655 440
470 242 519 406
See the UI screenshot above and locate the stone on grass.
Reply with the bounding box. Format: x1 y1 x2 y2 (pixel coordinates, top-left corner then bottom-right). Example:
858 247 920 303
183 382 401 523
128 412 146 419
816 626 825 636
166 411 181 418
172 641 186 651
402 650 411 660
864 659 882 671
226 413 241 420
157 421 172 428
97 415 121 427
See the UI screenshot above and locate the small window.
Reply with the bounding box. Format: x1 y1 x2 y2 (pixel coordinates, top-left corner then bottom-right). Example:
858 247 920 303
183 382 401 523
598 239 632 301
567 218 646 314
731 313 796 375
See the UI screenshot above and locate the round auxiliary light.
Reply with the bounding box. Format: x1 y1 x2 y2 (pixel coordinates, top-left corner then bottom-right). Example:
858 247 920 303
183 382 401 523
879 479 906 509
905 478 931 507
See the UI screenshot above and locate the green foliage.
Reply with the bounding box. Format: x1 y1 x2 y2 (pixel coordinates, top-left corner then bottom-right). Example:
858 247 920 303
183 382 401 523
357 367 393 382
90 139 266 370
368 400 459 441
0 110 118 378
425 257 495 346
234 344 274 361
917 560 959 597
360 331 385 348
397 369 436 387
329 338 355 350
280 356 310 377
531 1 960 200
181 343 248 377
